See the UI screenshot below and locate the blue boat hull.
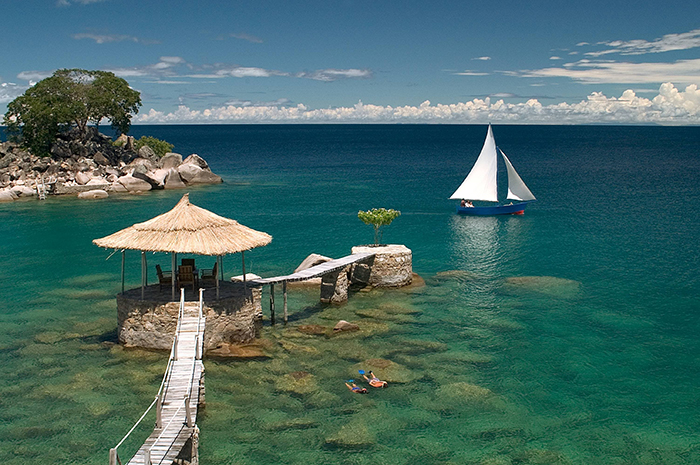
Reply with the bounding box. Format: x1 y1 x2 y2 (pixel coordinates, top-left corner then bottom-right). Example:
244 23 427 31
456 202 530 216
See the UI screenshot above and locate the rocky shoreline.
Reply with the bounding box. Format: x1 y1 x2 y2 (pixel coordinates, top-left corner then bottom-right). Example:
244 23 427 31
0 127 223 202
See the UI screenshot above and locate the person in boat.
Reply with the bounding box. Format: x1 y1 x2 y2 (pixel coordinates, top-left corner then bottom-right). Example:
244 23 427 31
465 200 474 207
345 381 368 394
460 199 466 207
363 371 388 388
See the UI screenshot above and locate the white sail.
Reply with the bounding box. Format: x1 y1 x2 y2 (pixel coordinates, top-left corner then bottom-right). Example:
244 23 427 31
500 149 536 201
449 124 498 202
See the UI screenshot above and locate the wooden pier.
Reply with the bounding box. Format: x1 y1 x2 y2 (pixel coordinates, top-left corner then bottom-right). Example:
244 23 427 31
110 289 206 465
248 252 375 323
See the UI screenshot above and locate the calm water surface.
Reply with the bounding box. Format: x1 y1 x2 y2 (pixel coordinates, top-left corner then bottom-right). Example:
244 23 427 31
1 125 699 464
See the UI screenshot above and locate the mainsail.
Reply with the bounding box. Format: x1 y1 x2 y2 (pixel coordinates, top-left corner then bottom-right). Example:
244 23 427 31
500 149 536 201
449 125 498 202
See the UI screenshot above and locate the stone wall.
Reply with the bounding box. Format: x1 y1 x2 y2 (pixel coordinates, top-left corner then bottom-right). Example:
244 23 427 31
351 244 413 287
116 283 262 351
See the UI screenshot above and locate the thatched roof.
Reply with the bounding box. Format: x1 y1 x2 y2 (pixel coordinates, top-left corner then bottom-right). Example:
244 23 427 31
93 193 272 255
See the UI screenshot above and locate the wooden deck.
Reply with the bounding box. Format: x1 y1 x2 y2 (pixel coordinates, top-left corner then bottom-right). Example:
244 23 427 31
111 292 205 465
127 302 205 465
247 252 375 286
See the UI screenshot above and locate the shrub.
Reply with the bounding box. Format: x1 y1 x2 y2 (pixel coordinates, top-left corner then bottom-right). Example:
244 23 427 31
134 136 174 158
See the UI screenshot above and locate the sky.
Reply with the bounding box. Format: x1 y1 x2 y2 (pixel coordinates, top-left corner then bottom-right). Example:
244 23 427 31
1 0 699 124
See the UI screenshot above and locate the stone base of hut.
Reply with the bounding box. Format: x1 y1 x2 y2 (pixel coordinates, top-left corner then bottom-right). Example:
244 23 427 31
117 281 262 350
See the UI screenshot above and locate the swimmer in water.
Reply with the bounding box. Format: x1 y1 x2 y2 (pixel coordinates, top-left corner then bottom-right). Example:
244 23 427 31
363 370 388 388
345 381 368 394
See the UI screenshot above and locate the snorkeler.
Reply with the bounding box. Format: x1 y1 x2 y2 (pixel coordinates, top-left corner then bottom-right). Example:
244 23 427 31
361 370 388 388
345 381 368 394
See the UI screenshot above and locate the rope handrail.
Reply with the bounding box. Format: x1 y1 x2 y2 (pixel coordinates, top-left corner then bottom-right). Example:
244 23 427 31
111 288 187 459
114 396 158 450
148 398 187 465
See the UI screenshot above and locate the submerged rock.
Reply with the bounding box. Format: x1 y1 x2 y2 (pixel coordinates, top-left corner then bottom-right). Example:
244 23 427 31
206 342 270 359
352 358 418 383
325 418 376 450
436 382 495 405
275 371 318 395
297 324 329 336
333 320 360 332
502 276 581 299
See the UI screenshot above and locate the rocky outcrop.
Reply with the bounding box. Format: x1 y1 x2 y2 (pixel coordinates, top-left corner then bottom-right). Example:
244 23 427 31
0 127 223 201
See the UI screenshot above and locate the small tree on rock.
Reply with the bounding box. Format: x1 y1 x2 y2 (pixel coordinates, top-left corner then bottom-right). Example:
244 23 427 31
358 208 401 245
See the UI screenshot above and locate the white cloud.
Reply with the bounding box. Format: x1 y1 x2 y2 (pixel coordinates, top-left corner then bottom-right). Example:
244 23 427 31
17 70 53 81
0 82 28 103
296 69 372 81
106 56 189 78
133 83 700 125
519 58 700 84
57 0 107 6
454 70 489 76
472 56 491 61
71 33 159 45
229 33 263 44
550 56 561 60
587 28 700 57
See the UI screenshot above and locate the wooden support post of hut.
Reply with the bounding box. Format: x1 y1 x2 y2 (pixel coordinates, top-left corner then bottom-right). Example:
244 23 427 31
283 280 288 323
270 283 276 324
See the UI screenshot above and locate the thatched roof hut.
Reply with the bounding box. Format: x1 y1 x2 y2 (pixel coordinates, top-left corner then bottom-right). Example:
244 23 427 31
94 193 272 300
94 193 271 254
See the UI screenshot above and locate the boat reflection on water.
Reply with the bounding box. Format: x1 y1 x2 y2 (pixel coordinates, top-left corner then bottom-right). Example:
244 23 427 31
448 214 530 307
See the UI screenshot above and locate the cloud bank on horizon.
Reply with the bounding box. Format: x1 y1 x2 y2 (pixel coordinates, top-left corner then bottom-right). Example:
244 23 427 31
135 83 700 125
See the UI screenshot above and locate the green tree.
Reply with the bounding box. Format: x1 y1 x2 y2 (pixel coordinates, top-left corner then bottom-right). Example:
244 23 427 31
3 69 141 156
358 208 401 245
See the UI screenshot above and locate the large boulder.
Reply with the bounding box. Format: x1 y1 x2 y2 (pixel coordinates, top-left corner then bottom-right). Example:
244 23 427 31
86 176 109 186
295 253 332 273
177 163 203 184
11 185 36 197
128 157 157 172
78 189 109 199
189 169 223 184
138 145 157 160
132 165 163 189
93 152 110 166
0 190 17 202
183 154 209 170
117 175 152 192
110 182 128 193
75 171 91 185
160 152 182 170
163 168 187 189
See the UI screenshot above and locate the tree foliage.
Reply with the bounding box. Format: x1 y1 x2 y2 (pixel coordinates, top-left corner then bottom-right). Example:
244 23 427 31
134 136 174 158
3 69 141 156
358 208 401 245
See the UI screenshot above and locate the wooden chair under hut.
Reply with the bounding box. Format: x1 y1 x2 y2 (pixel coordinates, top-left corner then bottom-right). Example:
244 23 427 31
93 193 272 301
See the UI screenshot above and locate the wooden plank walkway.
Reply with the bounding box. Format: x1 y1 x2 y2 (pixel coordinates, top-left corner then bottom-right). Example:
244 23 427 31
248 252 375 286
126 302 205 465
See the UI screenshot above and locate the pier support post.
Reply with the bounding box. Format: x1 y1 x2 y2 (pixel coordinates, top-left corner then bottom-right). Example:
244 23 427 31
270 284 276 325
109 448 117 465
283 281 288 324
185 395 193 427
156 395 162 429
320 266 350 304
141 251 146 300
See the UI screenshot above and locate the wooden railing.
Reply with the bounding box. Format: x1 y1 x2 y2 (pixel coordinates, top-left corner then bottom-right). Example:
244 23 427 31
109 287 204 465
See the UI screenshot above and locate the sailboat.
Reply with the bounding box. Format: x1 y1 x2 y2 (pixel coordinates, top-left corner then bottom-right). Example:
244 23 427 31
450 124 536 215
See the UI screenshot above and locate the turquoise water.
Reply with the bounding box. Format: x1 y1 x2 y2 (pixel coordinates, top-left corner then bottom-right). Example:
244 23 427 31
1 125 700 464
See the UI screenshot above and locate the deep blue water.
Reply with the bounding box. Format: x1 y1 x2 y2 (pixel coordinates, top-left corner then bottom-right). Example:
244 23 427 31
1 125 700 464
